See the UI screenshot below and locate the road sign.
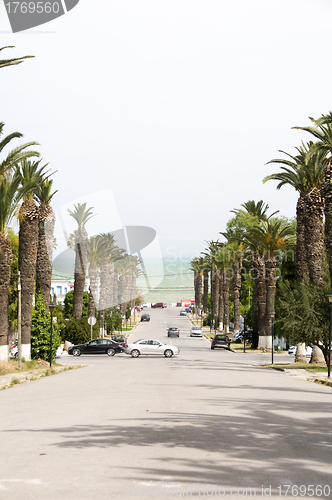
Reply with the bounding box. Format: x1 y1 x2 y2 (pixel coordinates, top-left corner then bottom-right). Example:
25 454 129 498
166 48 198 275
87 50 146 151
88 316 96 326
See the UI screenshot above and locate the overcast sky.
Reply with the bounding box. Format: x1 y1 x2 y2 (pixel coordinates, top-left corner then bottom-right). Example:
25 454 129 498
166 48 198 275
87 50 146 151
1 0 332 262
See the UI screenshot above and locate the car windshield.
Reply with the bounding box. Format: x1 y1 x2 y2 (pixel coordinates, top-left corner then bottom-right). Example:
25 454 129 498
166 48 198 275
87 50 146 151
215 335 228 340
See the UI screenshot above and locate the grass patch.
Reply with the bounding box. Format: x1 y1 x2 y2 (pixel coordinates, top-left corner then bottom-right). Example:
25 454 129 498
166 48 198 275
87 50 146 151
270 362 328 371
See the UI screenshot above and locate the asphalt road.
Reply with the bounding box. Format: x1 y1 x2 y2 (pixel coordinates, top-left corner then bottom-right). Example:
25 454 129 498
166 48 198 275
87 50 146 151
1 307 332 500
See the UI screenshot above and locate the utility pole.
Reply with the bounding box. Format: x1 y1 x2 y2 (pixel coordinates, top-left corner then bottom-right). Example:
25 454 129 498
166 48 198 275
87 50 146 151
17 271 22 369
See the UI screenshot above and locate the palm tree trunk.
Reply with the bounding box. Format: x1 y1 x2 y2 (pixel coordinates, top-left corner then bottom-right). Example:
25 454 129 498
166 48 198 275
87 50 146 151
203 271 209 313
295 196 309 283
304 187 324 285
322 159 332 282
19 198 39 360
0 234 12 361
212 268 219 321
252 255 267 349
218 272 224 330
232 261 241 333
73 228 88 319
196 272 202 311
264 256 276 345
35 204 54 309
223 270 230 333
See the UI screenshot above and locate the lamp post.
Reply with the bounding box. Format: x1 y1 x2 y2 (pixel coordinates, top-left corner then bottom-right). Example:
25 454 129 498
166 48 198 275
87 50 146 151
270 310 275 365
327 290 332 379
243 312 247 353
49 303 55 368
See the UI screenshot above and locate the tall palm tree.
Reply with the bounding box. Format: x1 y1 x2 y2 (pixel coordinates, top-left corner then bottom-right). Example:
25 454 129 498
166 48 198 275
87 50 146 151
68 203 94 319
203 240 221 322
293 115 332 281
17 160 48 360
87 234 104 318
0 46 34 69
189 256 204 312
264 142 327 285
35 178 57 309
0 170 31 360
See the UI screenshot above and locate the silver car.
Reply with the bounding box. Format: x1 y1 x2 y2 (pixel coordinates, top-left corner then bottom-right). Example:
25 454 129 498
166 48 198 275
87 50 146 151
190 326 203 337
123 339 180 358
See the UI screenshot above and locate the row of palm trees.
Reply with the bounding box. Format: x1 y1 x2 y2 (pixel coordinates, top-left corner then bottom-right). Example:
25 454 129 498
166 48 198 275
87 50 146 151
190 203 294 348
67 203 142 327
191 111 332 357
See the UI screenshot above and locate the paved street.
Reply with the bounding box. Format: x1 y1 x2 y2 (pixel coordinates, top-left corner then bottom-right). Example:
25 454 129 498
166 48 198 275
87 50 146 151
1 307 332 499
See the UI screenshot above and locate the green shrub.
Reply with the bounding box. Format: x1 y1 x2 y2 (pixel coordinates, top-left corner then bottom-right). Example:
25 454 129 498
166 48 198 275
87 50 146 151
61 317 99 345
31 293 62 361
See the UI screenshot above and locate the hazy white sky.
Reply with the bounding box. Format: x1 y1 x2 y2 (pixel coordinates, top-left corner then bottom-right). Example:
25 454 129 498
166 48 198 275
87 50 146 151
1 0 332 259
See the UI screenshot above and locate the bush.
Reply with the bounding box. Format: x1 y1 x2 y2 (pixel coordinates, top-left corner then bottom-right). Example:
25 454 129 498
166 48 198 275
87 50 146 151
31 293 62 361
61 317 99 345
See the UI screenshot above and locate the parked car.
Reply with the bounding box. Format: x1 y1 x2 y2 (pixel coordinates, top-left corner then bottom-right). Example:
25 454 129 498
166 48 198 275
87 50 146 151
167 327 180 337
141 314 151 322
142 303 148 308
211 334 231 350
68 338 123 357
123 339 180 358
288 345 313 356
151 302 166 308
10 344 18 358
112 334 127 343
185 307 192 313
190 326 203 337
180 310 187 316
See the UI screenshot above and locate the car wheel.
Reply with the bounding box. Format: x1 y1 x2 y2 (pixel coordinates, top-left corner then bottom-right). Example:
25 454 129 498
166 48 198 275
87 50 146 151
72 348 81 356
211 346 215 350
107 348 115 357
164 349 173 358
14 352 18 359
131 349 140 358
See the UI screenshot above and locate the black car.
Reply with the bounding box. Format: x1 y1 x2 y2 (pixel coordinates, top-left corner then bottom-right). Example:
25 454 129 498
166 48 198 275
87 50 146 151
167 327 180 337
112 335 126 344
141 314 151 322
211 334 231 350
68 338 123 357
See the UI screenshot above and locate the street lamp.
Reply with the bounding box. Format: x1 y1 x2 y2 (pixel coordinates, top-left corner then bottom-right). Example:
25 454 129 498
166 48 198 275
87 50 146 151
243 312 247 353
49 303 55 368
270 310 275 365
327 290 332 379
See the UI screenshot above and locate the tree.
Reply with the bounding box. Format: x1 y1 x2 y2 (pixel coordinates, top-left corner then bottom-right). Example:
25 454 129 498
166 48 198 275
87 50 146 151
18 160 49 360
278 281 330 365
68 203 94 319
264 142 327 285
0 122 39 180
35 177 57 309
0 46 34 69
244 218 295 348
0 169 34 360
31 293 62 361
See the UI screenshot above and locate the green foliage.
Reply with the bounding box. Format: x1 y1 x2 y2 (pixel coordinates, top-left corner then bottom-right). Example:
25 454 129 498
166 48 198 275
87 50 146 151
31 293 62 361
278 281 330 364
63 290 89 318
104 307 123 332
60 317 99 345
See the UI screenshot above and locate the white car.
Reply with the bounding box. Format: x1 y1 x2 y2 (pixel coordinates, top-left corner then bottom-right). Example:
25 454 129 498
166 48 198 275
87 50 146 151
288 345 312 356
190 326 203 337
123 339 180 358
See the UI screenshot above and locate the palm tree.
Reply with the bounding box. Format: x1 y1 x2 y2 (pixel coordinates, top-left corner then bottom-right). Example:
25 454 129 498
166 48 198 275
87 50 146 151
203 240 221 323
189 257 204 312
0 46 34 69
35 178 57 309
86 234 103 318
264 142 327 285
0 122 39 180
17 160 48 359
68 203 94 319
245 219 294 348
0 170 31 360
293 115 332 281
